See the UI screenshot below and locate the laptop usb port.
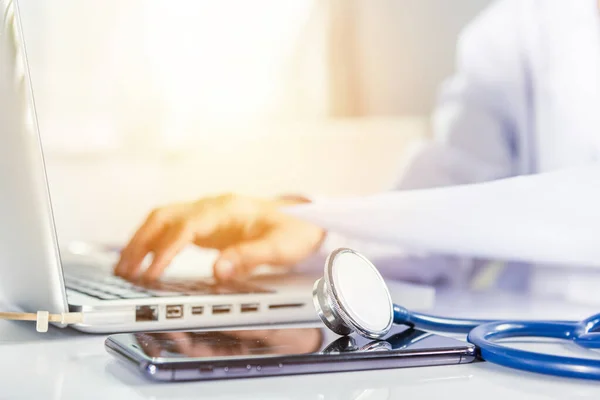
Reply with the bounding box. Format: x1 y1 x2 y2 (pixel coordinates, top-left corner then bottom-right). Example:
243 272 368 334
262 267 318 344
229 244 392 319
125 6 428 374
241 303 259 313
212 304 231 315
166 305 183 319
136 305 158 322
268 303 304 310
191 306 204 316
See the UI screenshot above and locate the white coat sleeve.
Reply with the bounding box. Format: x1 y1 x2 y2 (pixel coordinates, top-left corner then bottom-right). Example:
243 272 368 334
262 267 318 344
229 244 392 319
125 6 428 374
295 0 532 287
396 0 532 190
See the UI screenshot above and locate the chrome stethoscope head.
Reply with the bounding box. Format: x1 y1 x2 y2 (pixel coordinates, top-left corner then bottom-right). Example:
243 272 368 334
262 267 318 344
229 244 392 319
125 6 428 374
312 248 394 340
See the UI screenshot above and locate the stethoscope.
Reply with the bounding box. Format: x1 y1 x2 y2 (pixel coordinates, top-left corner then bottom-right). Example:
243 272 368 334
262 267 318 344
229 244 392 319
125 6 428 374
312 248 600 380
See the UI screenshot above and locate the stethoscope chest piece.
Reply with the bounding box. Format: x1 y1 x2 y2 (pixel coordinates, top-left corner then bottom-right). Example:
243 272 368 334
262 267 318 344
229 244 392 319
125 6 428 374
313 248 394 339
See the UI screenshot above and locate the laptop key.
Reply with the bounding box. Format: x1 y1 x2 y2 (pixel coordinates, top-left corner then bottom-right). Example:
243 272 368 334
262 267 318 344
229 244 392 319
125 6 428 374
117 292 153 299
101 277 135 288
66 286 119 300
94 292 121 300
141 282 200 294
64 277 86 287
103 287 147 297
83 282 118 292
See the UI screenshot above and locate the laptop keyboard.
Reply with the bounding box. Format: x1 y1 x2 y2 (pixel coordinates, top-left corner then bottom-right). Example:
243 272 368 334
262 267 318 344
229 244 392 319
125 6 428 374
64 270 273 301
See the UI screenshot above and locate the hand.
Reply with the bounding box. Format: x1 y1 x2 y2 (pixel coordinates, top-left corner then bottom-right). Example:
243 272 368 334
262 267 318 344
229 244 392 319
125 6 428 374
113 194 325 282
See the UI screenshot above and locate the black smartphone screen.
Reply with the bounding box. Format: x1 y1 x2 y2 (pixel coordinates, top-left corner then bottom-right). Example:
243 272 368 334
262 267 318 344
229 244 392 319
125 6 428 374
105 324 477 381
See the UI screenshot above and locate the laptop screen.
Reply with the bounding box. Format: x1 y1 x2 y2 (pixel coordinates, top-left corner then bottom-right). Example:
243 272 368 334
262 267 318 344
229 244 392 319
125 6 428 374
0 0 69 316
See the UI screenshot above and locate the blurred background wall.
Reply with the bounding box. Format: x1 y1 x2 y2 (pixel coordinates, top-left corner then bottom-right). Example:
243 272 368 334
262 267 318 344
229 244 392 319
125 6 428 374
15 0 491 245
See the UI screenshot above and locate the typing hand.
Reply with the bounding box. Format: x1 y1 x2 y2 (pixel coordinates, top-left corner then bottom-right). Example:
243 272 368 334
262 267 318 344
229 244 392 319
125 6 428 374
114 194 324 282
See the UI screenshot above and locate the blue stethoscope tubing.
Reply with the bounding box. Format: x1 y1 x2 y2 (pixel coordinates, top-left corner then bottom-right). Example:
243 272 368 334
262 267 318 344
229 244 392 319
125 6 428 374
393 305 600 380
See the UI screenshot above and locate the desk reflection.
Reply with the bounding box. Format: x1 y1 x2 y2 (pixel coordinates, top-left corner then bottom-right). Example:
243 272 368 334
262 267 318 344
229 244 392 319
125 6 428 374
135 328 323 359
134 327 433 360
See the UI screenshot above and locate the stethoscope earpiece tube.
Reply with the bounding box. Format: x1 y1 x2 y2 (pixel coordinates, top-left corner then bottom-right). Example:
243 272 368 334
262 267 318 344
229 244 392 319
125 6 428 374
316 248 600 381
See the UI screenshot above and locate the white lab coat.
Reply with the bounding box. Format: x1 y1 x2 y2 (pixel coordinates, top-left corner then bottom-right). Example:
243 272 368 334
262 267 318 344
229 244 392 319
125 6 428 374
301 0 600 298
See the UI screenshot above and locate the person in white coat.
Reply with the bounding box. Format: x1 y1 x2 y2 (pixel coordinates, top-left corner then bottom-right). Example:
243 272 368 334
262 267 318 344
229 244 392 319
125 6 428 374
114 0 600 295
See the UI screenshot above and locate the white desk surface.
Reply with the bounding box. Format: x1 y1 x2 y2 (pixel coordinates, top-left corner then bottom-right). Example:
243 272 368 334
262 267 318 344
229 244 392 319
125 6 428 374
2 290 600 400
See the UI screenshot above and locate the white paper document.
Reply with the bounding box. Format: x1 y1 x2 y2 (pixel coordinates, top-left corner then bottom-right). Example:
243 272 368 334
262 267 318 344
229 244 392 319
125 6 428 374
286 165 600 268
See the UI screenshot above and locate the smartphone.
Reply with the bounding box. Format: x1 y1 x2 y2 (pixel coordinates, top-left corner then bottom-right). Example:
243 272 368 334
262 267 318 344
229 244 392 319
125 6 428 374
105 324 477 382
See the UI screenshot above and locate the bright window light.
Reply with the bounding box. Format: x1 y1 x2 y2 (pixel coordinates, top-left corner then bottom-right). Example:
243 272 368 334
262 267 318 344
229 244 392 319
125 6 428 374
19 0 325 152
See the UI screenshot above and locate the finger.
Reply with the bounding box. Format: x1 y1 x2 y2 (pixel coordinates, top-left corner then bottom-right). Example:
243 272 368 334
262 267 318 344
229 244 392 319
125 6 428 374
114 213 167 278
189 211 225 245
141 222 194 282
116 226 168 281
213 237 279 281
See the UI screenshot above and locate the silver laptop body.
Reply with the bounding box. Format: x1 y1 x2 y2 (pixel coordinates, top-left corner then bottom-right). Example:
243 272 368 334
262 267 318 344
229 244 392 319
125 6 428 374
0 0 317 333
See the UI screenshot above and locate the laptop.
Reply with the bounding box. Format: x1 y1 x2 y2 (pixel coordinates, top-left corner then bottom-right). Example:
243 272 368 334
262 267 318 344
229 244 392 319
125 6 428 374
0 0 318 333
